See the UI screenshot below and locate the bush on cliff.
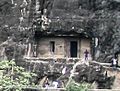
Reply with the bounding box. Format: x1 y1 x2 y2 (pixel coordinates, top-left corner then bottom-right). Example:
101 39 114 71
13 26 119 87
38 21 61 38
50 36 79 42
66 78 91 91
0 60 37 91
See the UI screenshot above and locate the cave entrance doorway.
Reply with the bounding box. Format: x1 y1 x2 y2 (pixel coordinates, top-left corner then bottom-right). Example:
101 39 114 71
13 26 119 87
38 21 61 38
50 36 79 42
70 41 78 57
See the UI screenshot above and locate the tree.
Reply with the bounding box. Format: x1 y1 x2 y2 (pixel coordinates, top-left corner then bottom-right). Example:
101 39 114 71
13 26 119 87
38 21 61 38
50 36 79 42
0 60 37 91
66 78 91 91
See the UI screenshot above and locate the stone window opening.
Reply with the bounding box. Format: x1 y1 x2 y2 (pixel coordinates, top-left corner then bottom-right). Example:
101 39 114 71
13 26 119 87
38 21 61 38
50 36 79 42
50 41 55 53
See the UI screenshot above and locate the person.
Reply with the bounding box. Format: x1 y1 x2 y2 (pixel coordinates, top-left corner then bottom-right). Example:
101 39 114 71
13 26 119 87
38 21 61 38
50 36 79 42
62 66 67 75
45 82 49 88
52 80 58 88
44 78 49 88
84 49 89 60
112 57 117 68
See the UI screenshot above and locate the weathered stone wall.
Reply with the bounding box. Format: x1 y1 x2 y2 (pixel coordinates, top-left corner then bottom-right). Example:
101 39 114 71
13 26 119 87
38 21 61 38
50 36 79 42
38 37 65 58
37 37 91 58
81 38 91 59
118 54 120 66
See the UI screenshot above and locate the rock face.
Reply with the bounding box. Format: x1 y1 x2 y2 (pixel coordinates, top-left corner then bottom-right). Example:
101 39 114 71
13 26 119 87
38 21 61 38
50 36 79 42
46 0 120 62
70 61 115 89
0 0 119 62
36 0 120 62
0 0 120 89
0 0 35 60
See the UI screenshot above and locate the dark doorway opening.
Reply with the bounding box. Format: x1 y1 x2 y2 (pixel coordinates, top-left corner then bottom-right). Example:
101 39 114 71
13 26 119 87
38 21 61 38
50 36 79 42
70 41 78 57
50 41 55 53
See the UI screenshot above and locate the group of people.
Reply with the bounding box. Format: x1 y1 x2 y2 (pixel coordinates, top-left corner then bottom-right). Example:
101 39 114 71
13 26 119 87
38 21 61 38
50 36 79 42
44 78 59 88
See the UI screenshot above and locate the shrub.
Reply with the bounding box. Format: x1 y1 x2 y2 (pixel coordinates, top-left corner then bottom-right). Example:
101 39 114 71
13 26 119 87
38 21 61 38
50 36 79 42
0 60 37 91
66 78 90 91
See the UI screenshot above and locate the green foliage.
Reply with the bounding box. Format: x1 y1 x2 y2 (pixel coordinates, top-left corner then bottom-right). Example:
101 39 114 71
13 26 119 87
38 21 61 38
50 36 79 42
0 60 37 91
66 78 91 91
